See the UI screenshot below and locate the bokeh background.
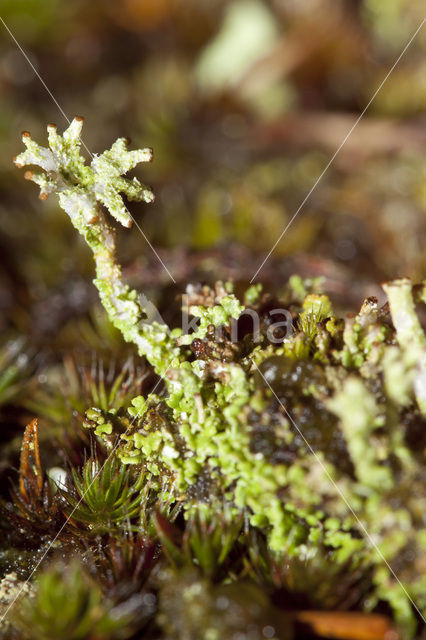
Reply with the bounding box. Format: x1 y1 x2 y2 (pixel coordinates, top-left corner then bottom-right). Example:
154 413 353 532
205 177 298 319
0 0 426 345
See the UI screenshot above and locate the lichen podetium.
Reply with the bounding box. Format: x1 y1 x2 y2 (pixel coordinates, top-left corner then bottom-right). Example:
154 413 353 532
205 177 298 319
15 118 426 635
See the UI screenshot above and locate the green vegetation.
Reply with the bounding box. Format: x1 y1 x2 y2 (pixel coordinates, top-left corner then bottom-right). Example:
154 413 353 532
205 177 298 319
15 560 136 640
2 119 423 639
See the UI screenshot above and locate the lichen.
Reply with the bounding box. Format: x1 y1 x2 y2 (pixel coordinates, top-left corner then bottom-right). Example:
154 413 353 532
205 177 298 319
14 118 179 375
15 119 426 636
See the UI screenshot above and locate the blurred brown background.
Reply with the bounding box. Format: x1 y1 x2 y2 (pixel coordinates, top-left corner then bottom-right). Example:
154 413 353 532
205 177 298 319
0 0 425 342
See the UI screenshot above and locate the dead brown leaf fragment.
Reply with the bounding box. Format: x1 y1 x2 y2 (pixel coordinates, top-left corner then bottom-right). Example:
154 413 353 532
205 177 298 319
293 611 399 640
19 418 43 502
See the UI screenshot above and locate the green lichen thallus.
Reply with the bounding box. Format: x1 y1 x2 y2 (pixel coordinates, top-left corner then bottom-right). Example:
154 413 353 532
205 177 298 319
12 118 426 638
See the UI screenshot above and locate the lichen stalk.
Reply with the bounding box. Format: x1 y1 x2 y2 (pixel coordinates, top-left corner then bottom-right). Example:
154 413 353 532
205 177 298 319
14 118 178 374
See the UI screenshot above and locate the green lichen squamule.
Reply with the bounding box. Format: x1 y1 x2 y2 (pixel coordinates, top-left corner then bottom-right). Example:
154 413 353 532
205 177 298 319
15 119 426 635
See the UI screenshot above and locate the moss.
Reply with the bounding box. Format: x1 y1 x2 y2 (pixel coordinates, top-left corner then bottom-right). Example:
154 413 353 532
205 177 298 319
15 560 137 640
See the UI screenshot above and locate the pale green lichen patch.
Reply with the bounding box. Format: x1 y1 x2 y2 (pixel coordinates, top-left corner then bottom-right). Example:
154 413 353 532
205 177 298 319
177 293 244 346
326 377 392 490
16 120 426 636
